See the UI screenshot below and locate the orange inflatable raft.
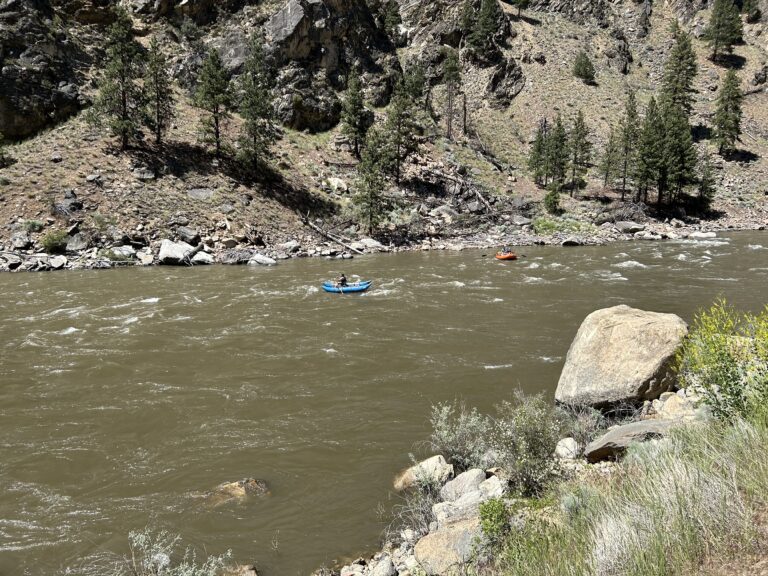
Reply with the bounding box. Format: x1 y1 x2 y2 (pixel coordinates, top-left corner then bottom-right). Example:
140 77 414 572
495 251 518 261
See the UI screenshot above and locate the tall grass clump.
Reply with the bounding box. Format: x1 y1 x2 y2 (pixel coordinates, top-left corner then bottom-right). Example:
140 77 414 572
385 474 442 543
495 419 768 576
677 299 768 420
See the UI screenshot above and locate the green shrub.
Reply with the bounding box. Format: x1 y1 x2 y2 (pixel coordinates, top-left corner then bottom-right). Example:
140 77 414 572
489 392 563 497
41 230 68 254
573 51 595 84
543 189 561 215
480 497 510 548
428 402 491 471
677 300 768 420
23 220 44 233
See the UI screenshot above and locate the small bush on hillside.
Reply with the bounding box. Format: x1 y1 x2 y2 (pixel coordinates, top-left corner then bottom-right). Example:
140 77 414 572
429 402 490 471
489 392 563 497
41 230 68 254
573 51 596 84
677 300 768 420
556 404 607 448
23 220 44 233
543 189 561 214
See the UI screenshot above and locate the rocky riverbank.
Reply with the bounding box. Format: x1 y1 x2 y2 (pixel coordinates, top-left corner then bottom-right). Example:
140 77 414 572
1 199 765 274
312 304 716 576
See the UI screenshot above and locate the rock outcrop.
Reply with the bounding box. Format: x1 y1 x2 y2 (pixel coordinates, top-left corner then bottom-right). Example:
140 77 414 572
0 0 84 139
393 455 453 491
555 305 688 408
584 419 675 463
413 517 481 576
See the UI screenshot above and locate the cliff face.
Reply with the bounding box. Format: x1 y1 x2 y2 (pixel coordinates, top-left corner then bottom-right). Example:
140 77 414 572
0 0 84 138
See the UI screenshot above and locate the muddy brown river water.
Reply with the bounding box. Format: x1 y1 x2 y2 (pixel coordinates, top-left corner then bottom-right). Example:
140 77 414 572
0 232 766 575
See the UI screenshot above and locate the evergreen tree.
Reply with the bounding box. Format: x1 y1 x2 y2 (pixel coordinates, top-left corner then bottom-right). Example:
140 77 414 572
713 69 743 155
573 51 596 84
546 114 569 186
511 0 529 18
442 48 461 140
568 110 591 193
697 151 716 211
461 0 476 38
238 34 277 170
663 103 698 203
403 63 426 106
704 0 743 60
144 37 175 147
384 82 420 184
93 8 144 150
634 97 665 202
661 23 698 116
355 127 390 235
618 91 639 200
742 0 761 23
599 126 621 189
383 0 402 40
528 119 549 185
195 49 232 159
470 0 502 58
341 69 368 159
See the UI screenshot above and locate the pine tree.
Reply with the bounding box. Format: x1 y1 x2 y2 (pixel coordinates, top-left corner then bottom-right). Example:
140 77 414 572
573 51 596 84
403 63 426 106
238 33 277 170
442 48 461 140
144 37 175 147
713 69 743 155
355 127 390 235
599 126 621 189
697 151 716 211
470 0 503 58
547 114 569 187
661 23 698 116
384 82 420 184
195 49 232 159
704 0 743 60
634 97 665 202
93 8 144 150
663 103 698 203
742 0 761 23
528 119 549 185
568 110 591 194
461 0 476 40
512 0 529 18
341 69 368 159
618 91 639 200
383 0 402 40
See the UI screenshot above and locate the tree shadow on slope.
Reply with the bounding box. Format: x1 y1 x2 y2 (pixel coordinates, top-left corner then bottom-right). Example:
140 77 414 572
712 53 747 70
125 140 336 217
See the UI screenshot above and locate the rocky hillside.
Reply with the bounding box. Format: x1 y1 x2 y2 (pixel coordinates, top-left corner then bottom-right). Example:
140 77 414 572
0 0 766 270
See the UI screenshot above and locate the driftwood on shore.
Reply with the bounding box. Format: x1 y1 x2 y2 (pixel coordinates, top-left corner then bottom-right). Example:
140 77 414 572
302 215 365 255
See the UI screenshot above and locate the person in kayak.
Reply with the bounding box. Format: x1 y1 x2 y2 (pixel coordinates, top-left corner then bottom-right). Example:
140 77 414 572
336 273 348 287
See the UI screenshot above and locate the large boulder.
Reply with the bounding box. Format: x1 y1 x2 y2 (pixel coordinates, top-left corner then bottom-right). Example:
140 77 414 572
555 305 688 408
584 419 676 463
158 239 194 265
394 455 453 491
414 517 482 576
440 469 486 502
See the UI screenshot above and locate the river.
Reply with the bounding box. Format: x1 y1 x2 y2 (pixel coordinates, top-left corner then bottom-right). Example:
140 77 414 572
0 232 766 575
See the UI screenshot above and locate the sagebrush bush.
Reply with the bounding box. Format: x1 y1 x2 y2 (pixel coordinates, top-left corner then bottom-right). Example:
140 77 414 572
677 300 768 420
429 402 491 471
489 393 563 497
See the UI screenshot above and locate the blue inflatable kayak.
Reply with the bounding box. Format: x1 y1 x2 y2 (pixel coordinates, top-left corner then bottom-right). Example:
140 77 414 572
322 280 372 294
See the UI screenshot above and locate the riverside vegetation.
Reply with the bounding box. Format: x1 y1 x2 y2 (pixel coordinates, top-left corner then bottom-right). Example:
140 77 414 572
328 300 768 576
